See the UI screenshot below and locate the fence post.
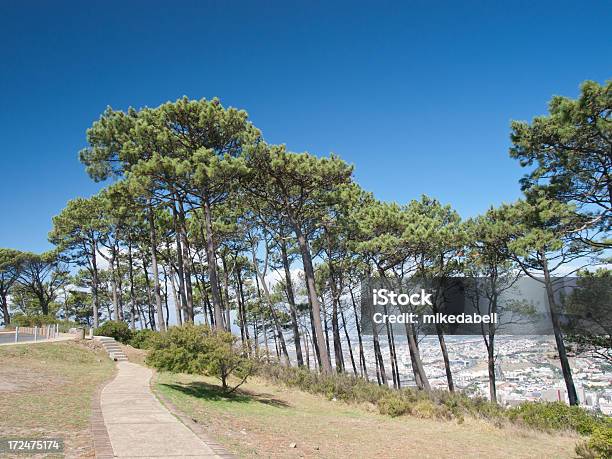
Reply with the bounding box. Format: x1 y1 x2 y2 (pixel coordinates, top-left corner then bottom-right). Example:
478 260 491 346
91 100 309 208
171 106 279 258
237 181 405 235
34 326 38 342
14 326 19 343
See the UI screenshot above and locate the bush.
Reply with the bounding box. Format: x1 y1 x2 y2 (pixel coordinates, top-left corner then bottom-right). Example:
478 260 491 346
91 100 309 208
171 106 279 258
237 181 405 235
576 426 612 459
588 425 612 458
508 402 607 435
378 394 412 417
146 324 252 392
95 321 132 344
11 314 58 327
129 329 159 349
256 362 471 422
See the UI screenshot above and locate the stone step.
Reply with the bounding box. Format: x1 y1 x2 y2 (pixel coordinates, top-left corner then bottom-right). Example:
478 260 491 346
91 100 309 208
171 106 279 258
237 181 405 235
102 344 122 350
93 336 129 362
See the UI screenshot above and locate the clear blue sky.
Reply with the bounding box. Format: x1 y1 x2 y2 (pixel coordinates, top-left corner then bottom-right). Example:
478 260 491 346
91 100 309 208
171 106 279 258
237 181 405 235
1 1 610 253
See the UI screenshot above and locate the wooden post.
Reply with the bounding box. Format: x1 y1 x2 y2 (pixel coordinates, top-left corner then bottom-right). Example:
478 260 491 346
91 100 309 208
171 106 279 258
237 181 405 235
14 326 19 343
34 326 38 342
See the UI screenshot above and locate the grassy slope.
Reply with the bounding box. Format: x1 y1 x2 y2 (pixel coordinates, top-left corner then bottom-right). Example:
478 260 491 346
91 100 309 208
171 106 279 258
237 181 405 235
155 372 579 459
0 341 115 458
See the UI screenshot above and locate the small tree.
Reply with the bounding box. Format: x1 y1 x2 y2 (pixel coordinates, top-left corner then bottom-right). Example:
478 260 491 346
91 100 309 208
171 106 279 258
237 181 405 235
0 248 25 325
147 324 252 393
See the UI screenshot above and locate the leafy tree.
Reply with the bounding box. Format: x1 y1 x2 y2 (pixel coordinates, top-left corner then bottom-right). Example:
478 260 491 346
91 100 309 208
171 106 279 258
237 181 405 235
63 289 95 326
501 196 599 405
95 320 133 343
49 195 108 328
16 251 68 316
402 196 466 392
147 324 252 392
353 198 407 388
510 80 612 249
80 98 260 330
0 248 25 325
245 144 353 374
465 208 520 403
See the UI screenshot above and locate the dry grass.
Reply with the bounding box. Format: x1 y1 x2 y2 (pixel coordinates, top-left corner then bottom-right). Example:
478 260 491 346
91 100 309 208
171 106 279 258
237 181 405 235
0 340 115 458
118 342 148 365
155 372 580 459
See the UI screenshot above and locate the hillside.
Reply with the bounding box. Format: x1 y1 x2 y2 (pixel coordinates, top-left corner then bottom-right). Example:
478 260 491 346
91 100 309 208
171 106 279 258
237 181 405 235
155 371 579 458
0 341 115 457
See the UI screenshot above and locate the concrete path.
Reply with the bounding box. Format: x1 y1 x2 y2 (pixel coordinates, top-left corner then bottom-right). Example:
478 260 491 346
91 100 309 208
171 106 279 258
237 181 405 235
101 362 223 458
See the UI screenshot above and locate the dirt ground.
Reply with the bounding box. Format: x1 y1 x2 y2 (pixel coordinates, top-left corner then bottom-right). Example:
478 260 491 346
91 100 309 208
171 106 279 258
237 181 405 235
155 372 581 459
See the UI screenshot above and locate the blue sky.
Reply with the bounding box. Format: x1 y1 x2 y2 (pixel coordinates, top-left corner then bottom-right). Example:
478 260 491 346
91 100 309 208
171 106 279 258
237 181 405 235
1 1 610 253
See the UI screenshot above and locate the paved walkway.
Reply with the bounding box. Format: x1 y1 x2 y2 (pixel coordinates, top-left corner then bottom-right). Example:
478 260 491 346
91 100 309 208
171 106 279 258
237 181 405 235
100 362 223 458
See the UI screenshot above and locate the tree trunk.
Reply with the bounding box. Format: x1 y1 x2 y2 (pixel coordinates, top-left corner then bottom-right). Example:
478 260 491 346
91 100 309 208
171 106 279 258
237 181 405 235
178 200 194 321
163 267 170 328
172 205 189 323
91 241 100 328
221 256 232 332
405 321 430 390
169 268 183 326
340 307 358 375
202 197 224 329
1 293 10 325
251 247 291 366
322 298 332 361
280 241 304 366
379 297 400 388
293 226 332 373
109 253 119 321
148 205 165 331
373 325 386 385
431 280 454 392
487 334 497 403
308 306 322 367
127 239 136 330
236 267 250 345
328 272 345 373
114 248 124 321
142 258 156 330
349 287 368 380
541 252 579 405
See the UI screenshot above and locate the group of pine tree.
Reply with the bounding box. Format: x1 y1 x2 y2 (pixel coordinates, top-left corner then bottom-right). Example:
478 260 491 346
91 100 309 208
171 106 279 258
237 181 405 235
1 80 610 406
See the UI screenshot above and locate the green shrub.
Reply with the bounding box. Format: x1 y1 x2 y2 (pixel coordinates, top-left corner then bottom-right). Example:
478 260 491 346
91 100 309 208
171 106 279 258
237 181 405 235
508 402 606 435
146 324 252 392
588 425 612 458
256 362 471 422
256 362 610 434
129 329 159 349
95 321 132 344
378 394 412 417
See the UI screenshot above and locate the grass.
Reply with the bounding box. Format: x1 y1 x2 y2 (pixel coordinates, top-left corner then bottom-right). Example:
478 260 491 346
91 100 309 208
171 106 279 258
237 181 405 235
0 340 115 458
155 371 580 458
